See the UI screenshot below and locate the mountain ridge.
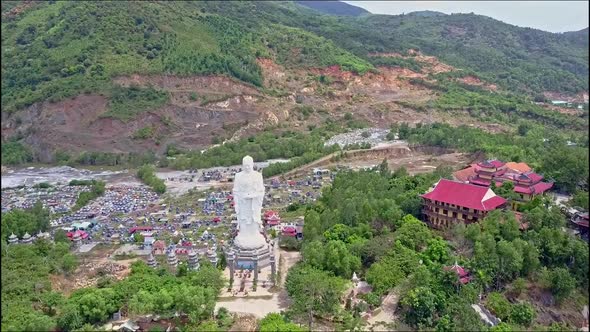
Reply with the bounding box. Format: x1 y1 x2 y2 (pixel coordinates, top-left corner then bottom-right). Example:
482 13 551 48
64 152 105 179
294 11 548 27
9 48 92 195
1 0 588 162
295 0 369 16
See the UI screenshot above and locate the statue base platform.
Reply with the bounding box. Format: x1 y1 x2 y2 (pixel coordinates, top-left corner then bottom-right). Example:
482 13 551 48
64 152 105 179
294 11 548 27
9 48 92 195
231 243 273 270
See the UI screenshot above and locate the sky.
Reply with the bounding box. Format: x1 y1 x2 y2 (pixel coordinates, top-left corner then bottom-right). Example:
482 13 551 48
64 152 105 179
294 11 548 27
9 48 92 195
342 1 589 33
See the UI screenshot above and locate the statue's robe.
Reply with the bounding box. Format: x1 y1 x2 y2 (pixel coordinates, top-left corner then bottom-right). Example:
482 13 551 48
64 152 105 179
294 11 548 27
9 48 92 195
233 170 266 249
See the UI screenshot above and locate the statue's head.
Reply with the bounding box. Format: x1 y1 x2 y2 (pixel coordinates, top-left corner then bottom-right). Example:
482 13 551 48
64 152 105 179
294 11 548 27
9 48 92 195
242 155 254 173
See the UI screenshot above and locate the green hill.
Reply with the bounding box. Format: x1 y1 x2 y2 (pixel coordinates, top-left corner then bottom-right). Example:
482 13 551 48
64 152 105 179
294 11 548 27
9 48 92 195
295 0 370 16
1 1 588 116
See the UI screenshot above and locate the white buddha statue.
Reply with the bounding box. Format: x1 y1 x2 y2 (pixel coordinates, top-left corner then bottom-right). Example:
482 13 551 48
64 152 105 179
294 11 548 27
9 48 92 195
233 156 267 249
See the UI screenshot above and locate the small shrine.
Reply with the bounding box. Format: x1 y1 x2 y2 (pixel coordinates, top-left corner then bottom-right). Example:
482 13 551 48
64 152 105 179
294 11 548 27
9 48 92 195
8 233 18 245
21 232 33 244
167 251 178 268
188 250 200 270
444 261 472 284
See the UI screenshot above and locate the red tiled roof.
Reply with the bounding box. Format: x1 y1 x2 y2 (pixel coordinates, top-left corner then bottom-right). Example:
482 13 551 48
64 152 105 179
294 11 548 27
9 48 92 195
422 179 507 211
470 178 491 186
444 264 468 277
154 240 166 249
477 160 505 168
505 162 532 173
459 276 472 284
483 196 508 210
532 181 553 193
453 165 477 182
470 178 503 188
67 230 88 239
264 210 279 218
514 182 553 194
514 185 533 194
574 220 589 228
444 263 472 284
525 172 543 183
282 226 297 236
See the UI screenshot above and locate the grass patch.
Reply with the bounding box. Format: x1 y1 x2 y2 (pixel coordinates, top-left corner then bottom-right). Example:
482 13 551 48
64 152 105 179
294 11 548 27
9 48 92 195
103 85 169 121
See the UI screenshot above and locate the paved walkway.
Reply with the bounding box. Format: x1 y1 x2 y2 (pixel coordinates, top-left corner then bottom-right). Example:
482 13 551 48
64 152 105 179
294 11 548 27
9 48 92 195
215 250 300 318
367 292 399 330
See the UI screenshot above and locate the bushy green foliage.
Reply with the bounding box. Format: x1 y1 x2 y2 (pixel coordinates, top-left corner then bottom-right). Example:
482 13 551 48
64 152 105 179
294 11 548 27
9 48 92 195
169 128 342 176
569 191 589 210
426 81 587 131
105 86 168 121
1 141 33 165
486 292 512 321
4 0 584 121
509 302 536 327
258 313 304 332
285 264 346 330
51 262 223 330
546 267 577 302
132 125 156 140
137 164 166 194
1 239 79 331
1 201 49 239
74 180 105 210
289 161 587 330
404 122 589 193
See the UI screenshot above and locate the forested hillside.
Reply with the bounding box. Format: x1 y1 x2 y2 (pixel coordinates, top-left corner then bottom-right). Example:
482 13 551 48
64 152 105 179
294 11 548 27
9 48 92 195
1 1 588 163
1 0 587 114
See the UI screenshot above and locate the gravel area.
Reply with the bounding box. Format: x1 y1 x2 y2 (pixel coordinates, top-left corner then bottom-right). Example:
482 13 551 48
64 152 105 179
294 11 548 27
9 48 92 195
324 128 393 148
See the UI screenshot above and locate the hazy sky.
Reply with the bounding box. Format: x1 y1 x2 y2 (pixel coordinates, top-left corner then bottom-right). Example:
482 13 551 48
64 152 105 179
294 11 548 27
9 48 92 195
342 1 589 33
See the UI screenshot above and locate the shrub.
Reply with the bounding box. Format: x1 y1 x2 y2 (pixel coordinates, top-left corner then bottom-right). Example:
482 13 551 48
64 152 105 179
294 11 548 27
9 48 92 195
508 302 536 327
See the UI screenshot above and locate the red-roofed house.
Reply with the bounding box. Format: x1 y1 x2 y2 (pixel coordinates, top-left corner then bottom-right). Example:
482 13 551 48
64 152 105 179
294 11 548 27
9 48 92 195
452 164 478 183
282 226 297 237
264 210 281 226
444 262 472 284
466 159 553 209
67 230 88 240
505 162 532 173
421 179 507 228
153 240 166 255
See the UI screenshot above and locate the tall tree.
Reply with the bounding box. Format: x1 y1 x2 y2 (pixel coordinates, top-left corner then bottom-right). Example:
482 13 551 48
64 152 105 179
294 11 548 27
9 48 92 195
285 265 345 330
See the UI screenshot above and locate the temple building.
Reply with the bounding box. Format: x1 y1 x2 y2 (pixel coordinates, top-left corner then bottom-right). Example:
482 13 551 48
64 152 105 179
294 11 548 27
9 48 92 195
263 210 281 227
453 159 553 209
443 262 472 285
421 179 507 228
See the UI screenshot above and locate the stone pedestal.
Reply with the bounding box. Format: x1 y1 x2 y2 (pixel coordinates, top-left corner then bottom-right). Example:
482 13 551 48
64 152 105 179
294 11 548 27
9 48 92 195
167 251 178 268
147 254 157 269
8 233 18 245
253 255 259 283
188 250 200 270
207 248 218 267
231 242 271 270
